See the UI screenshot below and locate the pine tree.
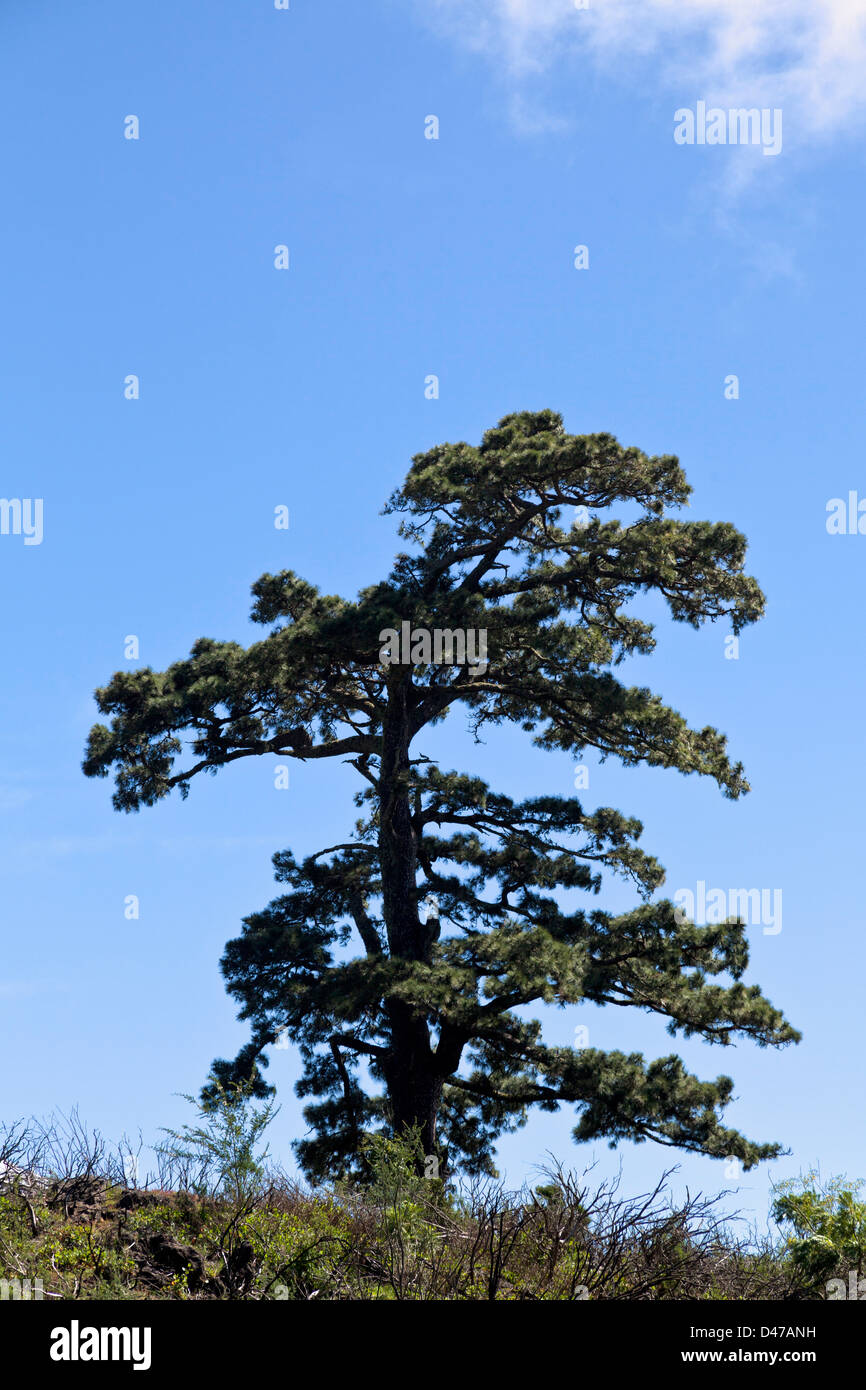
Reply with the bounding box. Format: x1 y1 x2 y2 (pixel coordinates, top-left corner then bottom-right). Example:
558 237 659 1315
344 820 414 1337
84 410 799 1180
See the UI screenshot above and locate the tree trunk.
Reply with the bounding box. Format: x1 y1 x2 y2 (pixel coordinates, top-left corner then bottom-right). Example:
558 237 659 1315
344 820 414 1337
386 1055 443 1160
378 673 441 1166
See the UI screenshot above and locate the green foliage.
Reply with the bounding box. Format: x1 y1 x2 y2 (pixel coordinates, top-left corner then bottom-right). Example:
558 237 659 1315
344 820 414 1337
772 1171 866 1288
351 1127 450 1242
157 1075 278 1204
84 410 799 1181
0 1111 829 1302
357 1127 440 1200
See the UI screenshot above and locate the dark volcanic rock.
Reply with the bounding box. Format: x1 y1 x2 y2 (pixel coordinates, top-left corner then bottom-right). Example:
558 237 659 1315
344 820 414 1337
46 1175 107 1219
138 1231 206 1290
118 1188 177 1212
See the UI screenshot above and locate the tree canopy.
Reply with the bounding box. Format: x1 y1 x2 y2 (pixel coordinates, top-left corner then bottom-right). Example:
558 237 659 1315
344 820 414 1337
84 409 799 1180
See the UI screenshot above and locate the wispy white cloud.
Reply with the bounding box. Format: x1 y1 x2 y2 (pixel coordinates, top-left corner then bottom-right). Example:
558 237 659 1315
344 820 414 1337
9 834 121 858
156 835 278 855
422 0 866 141
0 979 68 999
0 784 35 812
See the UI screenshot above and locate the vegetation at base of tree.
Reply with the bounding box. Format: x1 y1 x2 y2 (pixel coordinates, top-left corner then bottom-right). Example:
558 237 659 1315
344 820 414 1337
0 1105 857 1302
772 1171 866 1289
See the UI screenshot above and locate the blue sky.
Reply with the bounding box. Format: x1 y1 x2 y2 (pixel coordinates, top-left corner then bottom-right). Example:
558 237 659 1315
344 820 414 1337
1 0 863 1224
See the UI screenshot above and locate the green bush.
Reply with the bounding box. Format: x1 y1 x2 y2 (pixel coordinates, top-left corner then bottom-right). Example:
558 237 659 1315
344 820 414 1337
772 1171 866 1292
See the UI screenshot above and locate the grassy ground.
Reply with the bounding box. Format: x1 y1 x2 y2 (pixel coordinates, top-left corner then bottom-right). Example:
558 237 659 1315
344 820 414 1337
1 1103 855 1302
0 1161 825 1302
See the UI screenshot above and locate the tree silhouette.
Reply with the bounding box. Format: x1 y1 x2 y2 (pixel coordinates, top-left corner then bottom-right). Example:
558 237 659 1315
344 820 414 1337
84 410 798 1180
